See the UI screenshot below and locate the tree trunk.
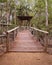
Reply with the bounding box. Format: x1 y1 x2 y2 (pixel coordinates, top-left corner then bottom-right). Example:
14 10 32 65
14 6 16 25
45 0 48 26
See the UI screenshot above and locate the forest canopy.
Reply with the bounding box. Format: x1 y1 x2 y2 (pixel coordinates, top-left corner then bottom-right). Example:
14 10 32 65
0 0 52 33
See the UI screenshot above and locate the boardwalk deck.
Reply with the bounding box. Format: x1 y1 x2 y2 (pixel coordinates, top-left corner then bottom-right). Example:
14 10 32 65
9 30 44 52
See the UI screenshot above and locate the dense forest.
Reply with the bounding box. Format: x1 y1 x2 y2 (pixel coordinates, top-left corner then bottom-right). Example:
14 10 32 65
16 0 52 33
0 0 52 35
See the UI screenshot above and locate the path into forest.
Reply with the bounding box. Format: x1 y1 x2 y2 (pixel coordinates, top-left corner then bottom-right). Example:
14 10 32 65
9 30 44 52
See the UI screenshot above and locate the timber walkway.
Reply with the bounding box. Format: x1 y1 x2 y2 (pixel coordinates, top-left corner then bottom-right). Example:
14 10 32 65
0 26 51 55
9 30 44 52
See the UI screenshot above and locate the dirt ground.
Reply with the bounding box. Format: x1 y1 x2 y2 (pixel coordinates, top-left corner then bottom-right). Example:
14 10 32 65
0 52 52 65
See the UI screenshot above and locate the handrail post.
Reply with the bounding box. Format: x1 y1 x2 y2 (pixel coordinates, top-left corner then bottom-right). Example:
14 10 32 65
6 32 9 52
13 31 15 41
36 30 38 41
44 33 48 52
32 29 34 35
16 29 17 37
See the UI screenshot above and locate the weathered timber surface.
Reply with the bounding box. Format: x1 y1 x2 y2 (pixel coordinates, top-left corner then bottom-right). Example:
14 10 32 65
9 30 44 52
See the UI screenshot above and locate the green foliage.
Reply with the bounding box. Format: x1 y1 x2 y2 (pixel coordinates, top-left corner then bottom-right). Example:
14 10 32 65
0 0 52 35
10 0 15 9
16 0 52 34
30 0 52 37
0 29 3 34
0 0 7 2
8 24 17 30
16 0 34 16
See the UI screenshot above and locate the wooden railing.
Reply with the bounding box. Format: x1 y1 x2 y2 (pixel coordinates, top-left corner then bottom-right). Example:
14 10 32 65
0 26 19 55
0 35 6 55
30 27 48 34
30 27 49 52
0 26 50 54
19 26 49 52
6 26 19 51
6 26 49 52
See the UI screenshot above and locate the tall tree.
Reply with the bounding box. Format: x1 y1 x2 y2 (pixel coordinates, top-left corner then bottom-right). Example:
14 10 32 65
45 0 48 26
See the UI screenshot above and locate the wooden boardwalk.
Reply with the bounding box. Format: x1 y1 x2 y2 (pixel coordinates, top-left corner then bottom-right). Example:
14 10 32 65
9 30 44 52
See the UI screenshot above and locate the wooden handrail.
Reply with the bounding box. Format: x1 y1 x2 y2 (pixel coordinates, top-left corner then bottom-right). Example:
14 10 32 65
30 27 49 34
7 26 19 33
6 26 19 52
0 35 6 37
30 27 49 52
19 26 49 34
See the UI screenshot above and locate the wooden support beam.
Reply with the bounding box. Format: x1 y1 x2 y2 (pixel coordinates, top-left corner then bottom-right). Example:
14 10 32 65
6 32 9 52
44 33 48 52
